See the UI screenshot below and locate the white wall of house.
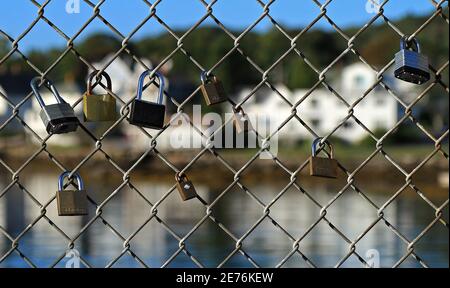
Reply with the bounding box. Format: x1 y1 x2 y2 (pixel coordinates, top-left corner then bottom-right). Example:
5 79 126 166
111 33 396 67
244 63 399 143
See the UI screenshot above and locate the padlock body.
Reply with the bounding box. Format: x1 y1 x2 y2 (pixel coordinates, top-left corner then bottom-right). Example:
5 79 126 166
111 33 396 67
40 103 79 134
176 179 198 201
394 50 430 84
129 99 165 130
233 113 252 134
56 189 88 216
309 156 338 179
201 79 227 106
83 93 117 122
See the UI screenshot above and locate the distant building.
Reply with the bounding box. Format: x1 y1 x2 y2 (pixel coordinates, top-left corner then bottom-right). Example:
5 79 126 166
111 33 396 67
243 63 404 143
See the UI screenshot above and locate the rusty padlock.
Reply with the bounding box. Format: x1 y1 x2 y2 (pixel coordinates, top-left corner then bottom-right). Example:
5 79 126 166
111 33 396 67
175 173 198 201
309 138 338 179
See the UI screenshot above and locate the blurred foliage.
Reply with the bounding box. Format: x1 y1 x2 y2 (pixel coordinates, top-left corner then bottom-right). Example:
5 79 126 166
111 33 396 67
0 14 447 90
0 13 448 133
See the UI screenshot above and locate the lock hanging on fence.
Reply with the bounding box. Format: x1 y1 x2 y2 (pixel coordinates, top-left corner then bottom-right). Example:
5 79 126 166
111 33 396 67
233 107 253 134
128 70 166 130
31 77 79 135
56 172 88 216
200 71 228 106
309 138 338 179
83 70 117 122
394 36 430 85
175 173 198 201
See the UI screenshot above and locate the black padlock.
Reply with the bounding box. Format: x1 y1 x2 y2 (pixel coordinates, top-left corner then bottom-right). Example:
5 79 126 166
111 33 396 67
200 72 228 106
31 77 79 135
128 70 166 130
394 36 430 85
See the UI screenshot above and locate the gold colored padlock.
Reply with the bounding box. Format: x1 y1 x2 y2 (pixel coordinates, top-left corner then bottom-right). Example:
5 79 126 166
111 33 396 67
83 71 117 122
175 172 198 201
56 172 88 216
200 72 228 106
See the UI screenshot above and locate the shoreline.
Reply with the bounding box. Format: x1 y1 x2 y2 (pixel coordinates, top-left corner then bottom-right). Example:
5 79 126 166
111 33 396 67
1 145 448 196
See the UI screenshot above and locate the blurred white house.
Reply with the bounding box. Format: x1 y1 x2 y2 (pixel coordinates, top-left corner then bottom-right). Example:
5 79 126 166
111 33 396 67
242 63 408 143
12 61 418 150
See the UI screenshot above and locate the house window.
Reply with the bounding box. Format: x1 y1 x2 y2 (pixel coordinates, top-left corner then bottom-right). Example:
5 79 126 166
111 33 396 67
375 97 385 106
311 119 321 129
375 120 387 129
343 122 354 129
354 75 366 89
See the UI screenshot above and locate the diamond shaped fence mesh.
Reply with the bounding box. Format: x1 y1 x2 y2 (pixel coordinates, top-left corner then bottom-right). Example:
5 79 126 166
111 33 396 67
0 0 448 268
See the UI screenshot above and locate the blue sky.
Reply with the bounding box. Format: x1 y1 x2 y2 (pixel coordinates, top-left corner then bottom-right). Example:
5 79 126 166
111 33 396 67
0 0 439 52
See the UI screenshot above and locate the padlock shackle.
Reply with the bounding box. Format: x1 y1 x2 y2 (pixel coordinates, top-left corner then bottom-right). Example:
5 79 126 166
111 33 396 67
312 137 334 158
136 70 165 104
175 172 188 182
87 70 112 95
400 36 421 53
58 171 84 191
200 71 216 84
232 106 244 115
30 77 65 109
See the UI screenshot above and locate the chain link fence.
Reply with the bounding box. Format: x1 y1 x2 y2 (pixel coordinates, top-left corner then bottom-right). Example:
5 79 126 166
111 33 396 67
0 0 448 268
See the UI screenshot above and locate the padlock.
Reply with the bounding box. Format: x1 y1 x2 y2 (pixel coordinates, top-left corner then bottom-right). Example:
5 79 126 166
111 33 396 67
128 70 166 130
56 172 88 216
309 138 338 179
175 173 198 201
233 107 253 134
83 70 117 122
31 77 79 135
394 36 430 85
200 72 228 106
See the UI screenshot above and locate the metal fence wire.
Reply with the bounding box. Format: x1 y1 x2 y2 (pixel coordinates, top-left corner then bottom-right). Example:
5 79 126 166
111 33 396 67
0 0 449 268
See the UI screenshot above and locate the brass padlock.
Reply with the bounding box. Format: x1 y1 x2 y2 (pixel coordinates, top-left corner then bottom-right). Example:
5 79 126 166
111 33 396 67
175 173 198 201
309 138 338 179
233 107 253 134
83 71 117 122
200 72 228 106
56 172 88 216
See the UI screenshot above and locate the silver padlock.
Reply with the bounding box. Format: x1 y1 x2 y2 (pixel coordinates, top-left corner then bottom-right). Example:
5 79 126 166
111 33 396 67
31 77 79 135
394 36 430 85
